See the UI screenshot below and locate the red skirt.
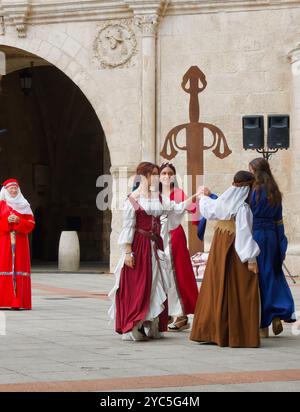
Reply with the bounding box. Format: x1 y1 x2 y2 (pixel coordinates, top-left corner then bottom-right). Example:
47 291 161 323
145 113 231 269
0 275 32 309
115 231 168 334
170 225 199 315
0 232 32 310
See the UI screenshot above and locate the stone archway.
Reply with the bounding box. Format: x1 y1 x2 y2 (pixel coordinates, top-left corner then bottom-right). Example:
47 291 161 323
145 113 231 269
0 45 111 268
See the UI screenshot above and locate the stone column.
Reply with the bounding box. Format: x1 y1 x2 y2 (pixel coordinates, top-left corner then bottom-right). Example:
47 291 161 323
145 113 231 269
135 14 160 163
286 45 300 274
126 1 169 163
109 165 136 272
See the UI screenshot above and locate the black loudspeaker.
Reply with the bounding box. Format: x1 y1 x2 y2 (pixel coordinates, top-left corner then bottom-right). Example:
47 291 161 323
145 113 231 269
242 115 264 150
268 115 289 149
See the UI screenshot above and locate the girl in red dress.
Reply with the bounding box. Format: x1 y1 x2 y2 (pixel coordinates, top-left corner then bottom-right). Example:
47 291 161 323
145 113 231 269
0 179 35 310
109 162 199 341
159 163 199 332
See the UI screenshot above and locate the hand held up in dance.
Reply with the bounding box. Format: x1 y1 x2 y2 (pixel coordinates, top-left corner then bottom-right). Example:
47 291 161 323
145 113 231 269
203 187 211 196
196 186 205 198
194 186 211 199
182 186 212 208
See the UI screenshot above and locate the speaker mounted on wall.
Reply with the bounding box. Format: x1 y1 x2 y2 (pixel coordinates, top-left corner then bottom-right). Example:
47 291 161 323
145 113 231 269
242 115 264 150
267 115 289 150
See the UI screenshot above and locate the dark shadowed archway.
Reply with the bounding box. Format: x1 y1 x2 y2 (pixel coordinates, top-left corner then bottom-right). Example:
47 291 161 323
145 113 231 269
0 46 111 269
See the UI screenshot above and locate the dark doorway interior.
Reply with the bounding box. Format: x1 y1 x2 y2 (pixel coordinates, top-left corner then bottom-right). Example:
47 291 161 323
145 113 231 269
0 62 111 267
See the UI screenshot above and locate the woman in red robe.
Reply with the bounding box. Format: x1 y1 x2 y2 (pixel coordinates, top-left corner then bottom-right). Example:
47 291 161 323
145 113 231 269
0 179 35 310
159 163 199 332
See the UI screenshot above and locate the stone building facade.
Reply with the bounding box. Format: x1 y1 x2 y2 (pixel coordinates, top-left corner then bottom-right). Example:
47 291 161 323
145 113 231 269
0 0 300 273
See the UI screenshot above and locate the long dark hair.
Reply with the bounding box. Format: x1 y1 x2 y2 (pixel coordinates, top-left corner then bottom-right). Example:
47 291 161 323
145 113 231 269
159 162 178 194
249 158 282 206
132 162 159 191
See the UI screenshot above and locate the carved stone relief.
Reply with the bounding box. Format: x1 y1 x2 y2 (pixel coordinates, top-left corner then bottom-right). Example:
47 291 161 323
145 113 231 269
93 20 137 69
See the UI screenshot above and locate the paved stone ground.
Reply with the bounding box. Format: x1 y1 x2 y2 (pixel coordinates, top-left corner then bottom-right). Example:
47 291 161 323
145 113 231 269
0 272 299 392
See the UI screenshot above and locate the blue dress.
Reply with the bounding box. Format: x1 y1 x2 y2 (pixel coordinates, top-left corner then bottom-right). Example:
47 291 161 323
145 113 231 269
250 189 295 328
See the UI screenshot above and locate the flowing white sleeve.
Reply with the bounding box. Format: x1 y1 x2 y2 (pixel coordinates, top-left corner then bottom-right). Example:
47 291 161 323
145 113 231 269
161 196 189 231
199 196 231 221
118 199 136 248
235 204 260 263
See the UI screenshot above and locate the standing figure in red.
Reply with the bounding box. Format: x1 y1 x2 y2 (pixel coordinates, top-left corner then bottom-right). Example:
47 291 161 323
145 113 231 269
159 163 199 332
0 179 35 310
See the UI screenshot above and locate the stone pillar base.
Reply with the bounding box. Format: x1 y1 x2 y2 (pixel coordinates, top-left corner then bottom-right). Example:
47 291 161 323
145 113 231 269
109 165 136 273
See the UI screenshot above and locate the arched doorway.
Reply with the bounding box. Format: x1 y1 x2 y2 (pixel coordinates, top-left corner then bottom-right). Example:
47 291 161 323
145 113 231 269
0 46 111 270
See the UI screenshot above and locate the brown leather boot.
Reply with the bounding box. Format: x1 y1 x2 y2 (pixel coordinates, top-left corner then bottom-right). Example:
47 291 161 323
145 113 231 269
272 317 283 336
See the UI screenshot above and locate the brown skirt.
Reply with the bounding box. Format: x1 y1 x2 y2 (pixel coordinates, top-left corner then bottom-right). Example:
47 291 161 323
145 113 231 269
190 226 260 348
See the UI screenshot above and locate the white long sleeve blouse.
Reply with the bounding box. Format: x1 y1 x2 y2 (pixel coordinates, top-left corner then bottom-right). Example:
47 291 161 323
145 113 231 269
118 195 188 248
200 195 260 263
